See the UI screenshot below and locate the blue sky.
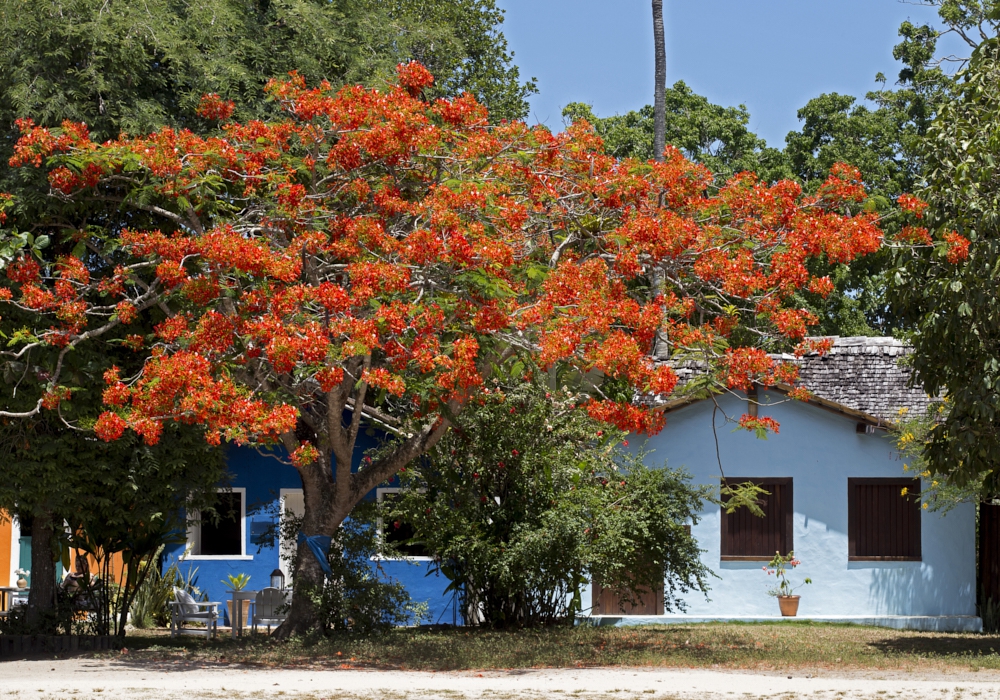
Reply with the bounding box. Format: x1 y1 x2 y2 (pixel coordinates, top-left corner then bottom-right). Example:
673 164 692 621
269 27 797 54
495 0 962 147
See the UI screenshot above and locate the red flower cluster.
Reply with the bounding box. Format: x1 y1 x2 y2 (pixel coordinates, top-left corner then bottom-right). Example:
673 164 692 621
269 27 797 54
196 93 236 121
943 231 970 263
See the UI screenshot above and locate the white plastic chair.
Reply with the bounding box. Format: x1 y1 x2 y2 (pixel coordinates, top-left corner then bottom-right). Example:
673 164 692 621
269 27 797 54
169 587 220 638
251 587 290 634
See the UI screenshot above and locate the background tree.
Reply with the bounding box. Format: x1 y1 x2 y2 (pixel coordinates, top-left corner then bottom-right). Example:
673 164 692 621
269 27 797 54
0 65 890 635
563 87 792 182
889 38 1000 493
0 0 535 146
0 416 225 634
390 369 711 627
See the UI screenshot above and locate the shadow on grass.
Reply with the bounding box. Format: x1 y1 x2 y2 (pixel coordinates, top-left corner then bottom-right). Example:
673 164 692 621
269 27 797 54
868 635 1000 659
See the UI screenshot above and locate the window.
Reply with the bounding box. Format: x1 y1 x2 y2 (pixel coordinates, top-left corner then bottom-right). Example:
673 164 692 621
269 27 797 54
721 478 792 561
848 478 921 561
377 488 430 559
186 489 250 559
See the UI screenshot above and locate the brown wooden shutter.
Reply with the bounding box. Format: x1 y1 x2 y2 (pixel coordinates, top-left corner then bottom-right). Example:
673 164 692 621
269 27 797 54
721 478 793 561
848 478 921 561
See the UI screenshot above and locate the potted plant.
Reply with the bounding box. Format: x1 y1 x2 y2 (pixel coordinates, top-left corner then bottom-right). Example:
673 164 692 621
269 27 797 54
14 568 29 588
763 551 811 616
222 573 252 630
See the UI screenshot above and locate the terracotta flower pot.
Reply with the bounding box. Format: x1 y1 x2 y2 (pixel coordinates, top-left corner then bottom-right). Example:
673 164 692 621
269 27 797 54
226 599 252 629
777 595 800 617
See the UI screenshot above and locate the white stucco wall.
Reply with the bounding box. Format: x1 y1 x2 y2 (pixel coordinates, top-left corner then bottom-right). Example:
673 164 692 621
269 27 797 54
634 392 976 617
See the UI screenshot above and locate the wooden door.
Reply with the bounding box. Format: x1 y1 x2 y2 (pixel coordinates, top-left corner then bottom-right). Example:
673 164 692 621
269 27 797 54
981 501 1000 604
592 579 664 615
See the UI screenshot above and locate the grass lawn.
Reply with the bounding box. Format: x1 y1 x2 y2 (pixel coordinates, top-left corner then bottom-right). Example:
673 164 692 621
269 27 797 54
114 622 1000 674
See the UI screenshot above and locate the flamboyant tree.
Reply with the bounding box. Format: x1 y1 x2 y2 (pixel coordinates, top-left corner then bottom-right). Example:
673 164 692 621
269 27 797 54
0 63 908 634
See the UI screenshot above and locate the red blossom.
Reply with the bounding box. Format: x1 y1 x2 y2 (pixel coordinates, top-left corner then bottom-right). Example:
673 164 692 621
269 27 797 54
196 93 236 121
943 231 970 263
738 414 781 435
94 412 128 441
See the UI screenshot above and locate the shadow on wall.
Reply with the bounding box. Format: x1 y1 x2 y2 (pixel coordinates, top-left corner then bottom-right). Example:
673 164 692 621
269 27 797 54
861 562 971 616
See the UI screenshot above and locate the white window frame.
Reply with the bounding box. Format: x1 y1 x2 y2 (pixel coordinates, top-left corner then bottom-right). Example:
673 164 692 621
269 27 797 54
376 487 433 561
278 488 305 581
182 488 253 561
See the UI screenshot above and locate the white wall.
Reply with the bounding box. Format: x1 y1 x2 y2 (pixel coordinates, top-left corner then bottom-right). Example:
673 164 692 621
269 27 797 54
637 393 976 617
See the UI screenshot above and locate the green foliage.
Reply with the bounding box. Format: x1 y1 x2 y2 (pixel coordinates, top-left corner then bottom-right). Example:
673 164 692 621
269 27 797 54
563 82 792 182
130 551 205 629
891 402 985 509
0 0 532 146
0 414 226 634
888 36 1000 492
281 504 426 636
222 573 252 592
389 369 712 628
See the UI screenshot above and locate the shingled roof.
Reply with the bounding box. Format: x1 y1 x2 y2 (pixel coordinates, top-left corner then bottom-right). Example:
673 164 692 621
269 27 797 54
653 336 935 424
787 336 934 422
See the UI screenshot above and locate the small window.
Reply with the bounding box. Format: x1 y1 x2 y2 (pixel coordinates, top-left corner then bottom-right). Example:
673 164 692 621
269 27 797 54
721 478 793 561
848 478 921 561
377 488 430 559
190 490 246 557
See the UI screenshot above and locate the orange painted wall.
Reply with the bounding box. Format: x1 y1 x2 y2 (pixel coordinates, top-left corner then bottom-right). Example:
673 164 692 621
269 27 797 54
0 512 11 587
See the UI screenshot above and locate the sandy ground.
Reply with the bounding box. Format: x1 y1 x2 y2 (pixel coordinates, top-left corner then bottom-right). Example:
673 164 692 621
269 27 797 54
2 657 1000 699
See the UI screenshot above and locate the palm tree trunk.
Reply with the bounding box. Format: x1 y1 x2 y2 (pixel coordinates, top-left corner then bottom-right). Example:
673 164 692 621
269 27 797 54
652 0 666 163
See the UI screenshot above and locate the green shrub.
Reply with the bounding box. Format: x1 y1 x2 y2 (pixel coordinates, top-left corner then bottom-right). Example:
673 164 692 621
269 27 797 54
387 370 713 628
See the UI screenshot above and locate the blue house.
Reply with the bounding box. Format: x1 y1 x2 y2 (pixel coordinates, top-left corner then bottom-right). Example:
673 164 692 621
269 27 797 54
161 429 457 626
165 336 980 631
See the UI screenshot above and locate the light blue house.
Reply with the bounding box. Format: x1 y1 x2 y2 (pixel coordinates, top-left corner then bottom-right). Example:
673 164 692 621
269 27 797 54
165 336 980 631
592 336 980 631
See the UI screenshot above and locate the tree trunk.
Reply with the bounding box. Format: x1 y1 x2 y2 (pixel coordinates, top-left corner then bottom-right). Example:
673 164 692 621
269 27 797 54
652 0 667 163
273 457 348 638
25 512 56 632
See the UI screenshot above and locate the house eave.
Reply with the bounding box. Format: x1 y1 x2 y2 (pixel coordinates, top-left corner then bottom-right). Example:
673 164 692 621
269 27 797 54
652 384 897 432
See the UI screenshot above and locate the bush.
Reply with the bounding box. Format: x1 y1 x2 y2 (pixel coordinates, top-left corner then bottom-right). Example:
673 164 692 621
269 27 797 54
129 549 205 629
388 371 713 628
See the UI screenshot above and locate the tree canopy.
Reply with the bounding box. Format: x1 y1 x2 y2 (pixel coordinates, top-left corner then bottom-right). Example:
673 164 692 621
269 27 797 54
0 62 893 633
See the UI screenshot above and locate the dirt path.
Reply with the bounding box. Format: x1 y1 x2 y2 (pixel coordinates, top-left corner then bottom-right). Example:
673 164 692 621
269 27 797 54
2 657 1000 699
